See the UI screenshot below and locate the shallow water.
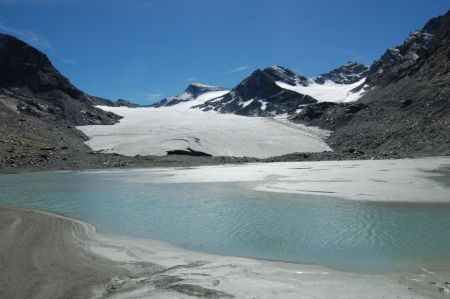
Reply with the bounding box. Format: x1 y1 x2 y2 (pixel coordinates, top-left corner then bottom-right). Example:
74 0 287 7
1 169 450 273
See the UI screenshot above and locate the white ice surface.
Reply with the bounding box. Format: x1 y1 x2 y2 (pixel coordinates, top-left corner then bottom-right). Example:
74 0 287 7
78 104 331 158
277 78 366 103
121 157 450 202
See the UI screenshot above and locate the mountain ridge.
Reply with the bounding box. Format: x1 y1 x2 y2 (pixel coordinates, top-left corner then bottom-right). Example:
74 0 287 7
191 61 368 116
293 10 450 157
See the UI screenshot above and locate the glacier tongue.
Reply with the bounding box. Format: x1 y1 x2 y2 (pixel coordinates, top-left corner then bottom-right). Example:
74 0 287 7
78 104 331 158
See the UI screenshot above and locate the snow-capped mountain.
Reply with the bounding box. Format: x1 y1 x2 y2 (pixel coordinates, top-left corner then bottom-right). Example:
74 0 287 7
151 83 229 108
194 69 317 116
190 62 369 117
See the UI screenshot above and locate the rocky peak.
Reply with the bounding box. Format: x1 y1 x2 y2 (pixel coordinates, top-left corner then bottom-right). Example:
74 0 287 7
314 61 369 85
0 33 83 99
262 66 308 86
233 69 282 99
364 10 450 88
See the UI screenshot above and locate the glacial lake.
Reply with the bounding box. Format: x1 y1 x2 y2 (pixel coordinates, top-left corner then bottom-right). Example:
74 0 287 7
1 163 450 274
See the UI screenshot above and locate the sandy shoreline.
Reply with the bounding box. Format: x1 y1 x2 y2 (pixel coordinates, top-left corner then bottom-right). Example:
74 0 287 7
1 207 450 298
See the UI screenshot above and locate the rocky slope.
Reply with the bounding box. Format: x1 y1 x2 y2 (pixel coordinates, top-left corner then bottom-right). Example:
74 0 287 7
293 10 450 157
0 34 120 125
0 33 123 169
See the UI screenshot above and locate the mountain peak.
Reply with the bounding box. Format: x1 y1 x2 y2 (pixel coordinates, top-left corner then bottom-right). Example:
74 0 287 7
263 65 308 86
152 82 228 107
233 69 282 99
314 62 369 85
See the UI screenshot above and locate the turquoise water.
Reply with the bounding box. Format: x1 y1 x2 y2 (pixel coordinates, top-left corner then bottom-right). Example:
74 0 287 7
1 170 450 273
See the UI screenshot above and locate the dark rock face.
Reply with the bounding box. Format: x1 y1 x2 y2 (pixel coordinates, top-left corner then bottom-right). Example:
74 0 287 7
0 34 82 98
293 10 450 158
314 62 369 85
195 69 317 116
152 83 228 107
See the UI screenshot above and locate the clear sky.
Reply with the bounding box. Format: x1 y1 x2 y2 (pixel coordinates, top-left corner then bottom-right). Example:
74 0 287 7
1 0 448 104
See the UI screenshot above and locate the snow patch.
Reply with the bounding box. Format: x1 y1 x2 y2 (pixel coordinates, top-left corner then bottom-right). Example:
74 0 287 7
277 78 366 103
241 99 254 108
260 101 268 111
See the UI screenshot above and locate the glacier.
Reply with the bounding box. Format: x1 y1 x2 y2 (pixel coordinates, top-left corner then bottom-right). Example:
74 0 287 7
78 90 331 158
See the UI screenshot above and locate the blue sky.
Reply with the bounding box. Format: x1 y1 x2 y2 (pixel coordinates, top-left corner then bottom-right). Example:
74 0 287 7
1 0 448 104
